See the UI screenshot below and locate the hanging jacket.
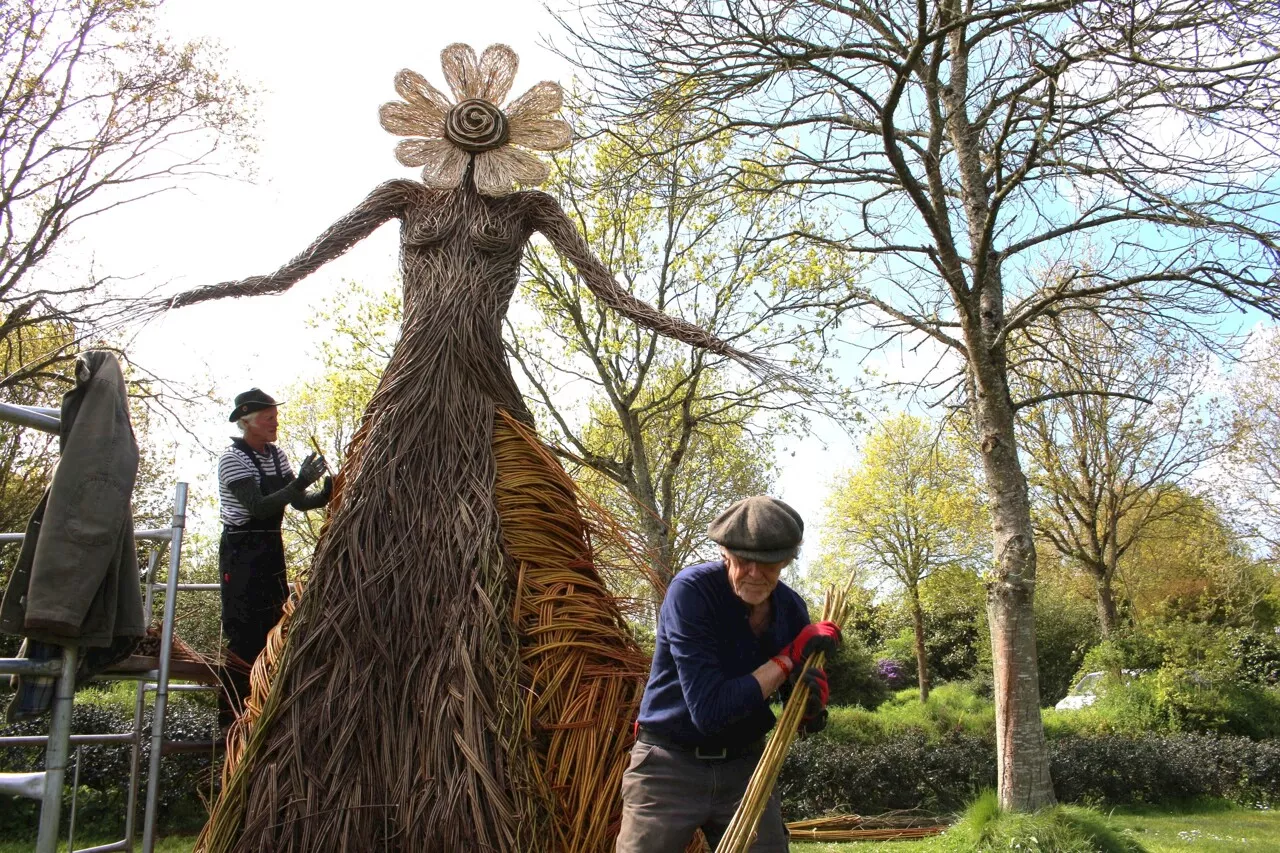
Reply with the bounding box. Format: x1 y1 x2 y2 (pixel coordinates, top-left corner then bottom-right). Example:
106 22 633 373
0 351 145 647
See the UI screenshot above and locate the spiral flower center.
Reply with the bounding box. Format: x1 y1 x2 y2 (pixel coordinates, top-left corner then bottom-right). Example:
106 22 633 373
444 99 510 153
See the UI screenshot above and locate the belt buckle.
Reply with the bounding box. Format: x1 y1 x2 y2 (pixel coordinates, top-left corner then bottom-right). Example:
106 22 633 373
694 745 727 760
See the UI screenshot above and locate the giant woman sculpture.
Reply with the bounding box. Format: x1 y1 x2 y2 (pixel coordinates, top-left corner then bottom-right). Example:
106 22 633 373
172 45 764 852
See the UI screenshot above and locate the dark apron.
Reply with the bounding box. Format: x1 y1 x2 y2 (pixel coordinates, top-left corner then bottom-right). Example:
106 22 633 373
218 439 290 666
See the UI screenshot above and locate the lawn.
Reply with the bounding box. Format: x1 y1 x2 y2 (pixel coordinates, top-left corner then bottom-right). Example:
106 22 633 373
791 801 1279 852
3 801 1273 852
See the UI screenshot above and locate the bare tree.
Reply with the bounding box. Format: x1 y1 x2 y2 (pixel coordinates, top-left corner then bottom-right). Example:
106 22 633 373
1015 313 1224 635
557 0 1280 809
0 0 253 393
1227 326 1280 556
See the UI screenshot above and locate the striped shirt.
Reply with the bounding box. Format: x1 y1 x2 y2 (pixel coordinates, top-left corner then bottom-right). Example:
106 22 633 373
218 442 294 526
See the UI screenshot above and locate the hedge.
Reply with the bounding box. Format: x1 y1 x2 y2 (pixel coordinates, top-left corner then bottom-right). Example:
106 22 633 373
779 732 1280 819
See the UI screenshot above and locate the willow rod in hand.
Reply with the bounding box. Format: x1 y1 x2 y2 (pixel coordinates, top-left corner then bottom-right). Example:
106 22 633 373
715 582 854 853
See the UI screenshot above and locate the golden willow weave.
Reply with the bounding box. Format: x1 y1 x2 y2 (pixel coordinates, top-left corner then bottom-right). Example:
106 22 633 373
168 44 767 853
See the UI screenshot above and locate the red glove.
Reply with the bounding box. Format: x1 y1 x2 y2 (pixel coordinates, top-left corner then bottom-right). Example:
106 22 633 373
781 620 842 669
800 667 829 733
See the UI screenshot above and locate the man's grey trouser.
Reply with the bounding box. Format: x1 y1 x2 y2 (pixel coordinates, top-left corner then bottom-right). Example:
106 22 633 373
614 739 789 852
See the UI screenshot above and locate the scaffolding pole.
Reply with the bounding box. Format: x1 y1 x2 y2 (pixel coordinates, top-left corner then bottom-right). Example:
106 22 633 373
141 482 187 853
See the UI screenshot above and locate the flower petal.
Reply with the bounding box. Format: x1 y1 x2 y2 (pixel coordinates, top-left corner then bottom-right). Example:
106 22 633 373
473 147 550 196
395 138 450 168
441 43 482 102
476 44 519 104
509 118 572 152
507 81 563 122
421 144 470 190
379 101 444 138
394 69 453 119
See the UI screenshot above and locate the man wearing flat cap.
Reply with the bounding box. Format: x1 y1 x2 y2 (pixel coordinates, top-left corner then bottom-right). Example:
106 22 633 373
216 389 330 726
615 496 842 852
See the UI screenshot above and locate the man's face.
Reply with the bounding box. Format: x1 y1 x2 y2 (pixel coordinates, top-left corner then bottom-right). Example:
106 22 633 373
246 406 279 444
724 550 790 607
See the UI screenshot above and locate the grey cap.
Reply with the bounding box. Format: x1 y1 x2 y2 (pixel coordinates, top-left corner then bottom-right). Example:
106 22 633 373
708 496 804 563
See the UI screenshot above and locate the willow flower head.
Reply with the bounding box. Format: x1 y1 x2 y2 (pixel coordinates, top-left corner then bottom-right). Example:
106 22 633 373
378 44 572 196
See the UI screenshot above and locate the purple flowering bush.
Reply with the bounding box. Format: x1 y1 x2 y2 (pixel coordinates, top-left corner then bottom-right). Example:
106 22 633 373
875 658 910 689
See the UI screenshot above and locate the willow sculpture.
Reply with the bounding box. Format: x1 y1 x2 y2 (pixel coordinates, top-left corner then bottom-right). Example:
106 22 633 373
171 44 765 853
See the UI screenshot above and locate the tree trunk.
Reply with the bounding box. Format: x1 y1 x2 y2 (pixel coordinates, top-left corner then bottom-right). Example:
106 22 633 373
1093 574 1119 637
910 592 931 702
970 352 1056 811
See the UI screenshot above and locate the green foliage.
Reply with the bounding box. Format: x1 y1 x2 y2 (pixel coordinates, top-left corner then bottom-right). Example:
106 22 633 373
823 636 890 710
509 105 862 588
822 683 995 746
0 692 218 840
1061 624 1280 739
820 415 989 593
945 792 1147 853
819 414 989 698
778 730 1280 819
1035 583 1103 705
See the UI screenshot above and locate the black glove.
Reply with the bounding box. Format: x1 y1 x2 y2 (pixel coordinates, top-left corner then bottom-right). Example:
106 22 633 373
799 667 829 734
295 452 325 489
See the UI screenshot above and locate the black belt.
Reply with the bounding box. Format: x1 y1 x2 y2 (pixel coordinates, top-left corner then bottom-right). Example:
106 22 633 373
636 726 764 761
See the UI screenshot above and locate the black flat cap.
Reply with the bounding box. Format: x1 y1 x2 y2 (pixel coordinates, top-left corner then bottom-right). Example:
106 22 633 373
708 496 804 563
228 388 282 422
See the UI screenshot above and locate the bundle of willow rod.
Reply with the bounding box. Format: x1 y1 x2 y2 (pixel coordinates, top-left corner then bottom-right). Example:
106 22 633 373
785 826 946 842
493 410 650 852
786 813 947 842
715 583 854 853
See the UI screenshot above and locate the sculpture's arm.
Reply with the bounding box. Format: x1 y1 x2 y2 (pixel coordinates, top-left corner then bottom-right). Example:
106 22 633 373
164 181 414 309
528 192 778 378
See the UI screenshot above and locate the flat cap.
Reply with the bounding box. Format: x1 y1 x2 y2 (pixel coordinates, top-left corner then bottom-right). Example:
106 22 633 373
708 496 804 563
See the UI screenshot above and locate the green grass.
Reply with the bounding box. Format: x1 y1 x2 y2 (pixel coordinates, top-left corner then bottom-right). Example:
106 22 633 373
5 802 1273 853
792 799 1279 852
0 838 196 852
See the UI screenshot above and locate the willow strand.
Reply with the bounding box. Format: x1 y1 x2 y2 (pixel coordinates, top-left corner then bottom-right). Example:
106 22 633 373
715 581 856 853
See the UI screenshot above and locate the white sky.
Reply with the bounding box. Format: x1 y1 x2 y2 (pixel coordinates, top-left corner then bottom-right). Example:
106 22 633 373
62 0 862 543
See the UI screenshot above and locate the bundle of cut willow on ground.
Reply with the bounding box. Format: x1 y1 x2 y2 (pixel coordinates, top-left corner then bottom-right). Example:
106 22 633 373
715 583 854 853
786 812 948 842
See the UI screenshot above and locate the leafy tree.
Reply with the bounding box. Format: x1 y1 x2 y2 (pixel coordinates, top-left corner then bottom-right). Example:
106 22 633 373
0 0 253 390
569 375 777 618
508 109 860 593
1016 315 1224 635
278 282 400 556
560 0 1280 808
1119 490 1274 629
821 414 988 701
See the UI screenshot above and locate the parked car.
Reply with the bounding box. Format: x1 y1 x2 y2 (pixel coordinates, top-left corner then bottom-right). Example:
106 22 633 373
1054 669 1147 710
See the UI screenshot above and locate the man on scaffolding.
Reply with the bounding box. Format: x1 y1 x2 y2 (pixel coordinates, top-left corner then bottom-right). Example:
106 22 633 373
216 388 330 727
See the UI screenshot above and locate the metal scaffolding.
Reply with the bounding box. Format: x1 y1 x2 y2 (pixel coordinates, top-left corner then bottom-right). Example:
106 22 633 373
0 400 218 852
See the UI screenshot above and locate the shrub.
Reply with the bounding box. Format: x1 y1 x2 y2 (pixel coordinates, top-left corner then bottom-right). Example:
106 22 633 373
1229 628 1280 687
1082 669 1280 739
824 637 891 709
822 683 996 746
875 658 911 690
1035 590 1101 707
1050 734 1280 807
778 732 1280 817
779 732 996 819
0 693 219 840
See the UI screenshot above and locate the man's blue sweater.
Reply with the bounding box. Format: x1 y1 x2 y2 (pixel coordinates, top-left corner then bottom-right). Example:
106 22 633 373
637 560 810 747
